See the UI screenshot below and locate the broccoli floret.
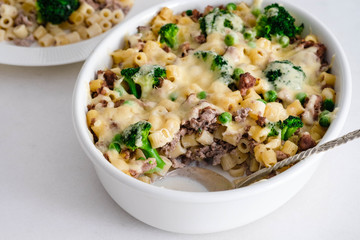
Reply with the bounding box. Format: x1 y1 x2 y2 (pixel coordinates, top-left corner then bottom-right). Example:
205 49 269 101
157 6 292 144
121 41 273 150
281 116 303 141
267 121 281 137
109 121 165 172
158 23 179 49
267 116 303 140
199 8 243 37
255 3 304 40
264 60 306 91
121 65 166 99
121 67 140 98
194 51 233 85
37 0 79 24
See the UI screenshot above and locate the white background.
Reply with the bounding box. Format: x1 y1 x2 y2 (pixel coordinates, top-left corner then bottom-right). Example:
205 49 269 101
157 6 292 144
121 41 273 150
1 0 359 239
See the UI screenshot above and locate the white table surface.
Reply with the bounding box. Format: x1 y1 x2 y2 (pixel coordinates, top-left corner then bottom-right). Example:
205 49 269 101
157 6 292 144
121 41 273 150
1 0 360 239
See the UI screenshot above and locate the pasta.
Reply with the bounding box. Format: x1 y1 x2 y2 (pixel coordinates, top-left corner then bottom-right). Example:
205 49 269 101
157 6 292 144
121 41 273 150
85 1 337 184
0 0 133 47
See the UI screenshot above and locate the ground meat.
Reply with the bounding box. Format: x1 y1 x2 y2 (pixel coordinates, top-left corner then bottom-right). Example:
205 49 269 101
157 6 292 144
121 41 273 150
190 9 202 22
87 104 95 111
130 39 145 51
103 0 122 11
256 115 266 127
81 0 126 11
170 158 186 168
141 159 157 173
234 108 250 122
181 9 202 21
184 107 218 131
172 156 193 168
298 132 316 151
129 169 137 177
194 34 206 44
180 42 192 57
162 46 171 53
275 151 290 161
185 139 236 165
13 35 35 47
121 6 131 15
103 70 117 89
81 0 100 10
137 26 151 34
122 150 131 160
109 121 118 129
94 86 106 96
299 39 327 63
14 12 34 27
239 72 256 96
204 5 214 15
96 70 104 78
315 43 326 62
114 99 125 108
248 139 259 154
98 99 107 107
161 128 187 157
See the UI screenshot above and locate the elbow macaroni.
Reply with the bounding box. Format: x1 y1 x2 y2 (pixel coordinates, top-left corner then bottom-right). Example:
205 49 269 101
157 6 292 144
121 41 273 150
0 1 133 46
85 2 337 183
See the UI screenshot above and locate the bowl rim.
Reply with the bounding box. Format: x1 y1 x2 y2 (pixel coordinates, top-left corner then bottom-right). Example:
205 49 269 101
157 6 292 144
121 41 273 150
72 0 352 202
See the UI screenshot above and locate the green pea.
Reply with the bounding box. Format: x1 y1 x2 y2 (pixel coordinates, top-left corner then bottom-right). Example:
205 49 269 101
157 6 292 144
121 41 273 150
319 111 331 127
197 91 207 99
279 36 290 48
169 92 178 101
257 99 267 104
226 3 237 11
323 99 335 112
296 92 307 105
224 34 235 46
264 90 277 102
232 67 244 80
219 112 232 124
185 10 192 16
243 29 256 41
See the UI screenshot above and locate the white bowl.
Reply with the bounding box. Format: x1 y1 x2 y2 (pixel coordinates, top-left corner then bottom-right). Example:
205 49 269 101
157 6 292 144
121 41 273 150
73 0 351 234
0 1 143 66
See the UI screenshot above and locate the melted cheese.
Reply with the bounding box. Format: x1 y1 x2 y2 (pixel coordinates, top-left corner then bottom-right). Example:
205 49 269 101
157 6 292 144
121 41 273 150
86 2 336 182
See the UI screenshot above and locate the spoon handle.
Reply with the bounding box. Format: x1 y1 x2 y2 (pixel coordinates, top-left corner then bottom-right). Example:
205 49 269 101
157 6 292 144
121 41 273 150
235 129 360 188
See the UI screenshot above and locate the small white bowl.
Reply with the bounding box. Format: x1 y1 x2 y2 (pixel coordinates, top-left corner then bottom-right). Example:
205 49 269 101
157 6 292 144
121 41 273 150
0 1 143 66
73 0 351 234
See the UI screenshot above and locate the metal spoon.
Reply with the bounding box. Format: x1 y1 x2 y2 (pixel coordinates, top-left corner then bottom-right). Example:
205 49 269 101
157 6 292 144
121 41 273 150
155 129 360 191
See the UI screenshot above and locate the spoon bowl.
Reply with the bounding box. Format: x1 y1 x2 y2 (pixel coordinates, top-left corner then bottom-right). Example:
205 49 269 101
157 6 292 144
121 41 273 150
153 167 234 192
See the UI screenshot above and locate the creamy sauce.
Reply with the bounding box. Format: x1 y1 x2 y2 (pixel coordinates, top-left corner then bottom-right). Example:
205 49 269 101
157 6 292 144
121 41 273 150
153 176 208 192
86 2 336 184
